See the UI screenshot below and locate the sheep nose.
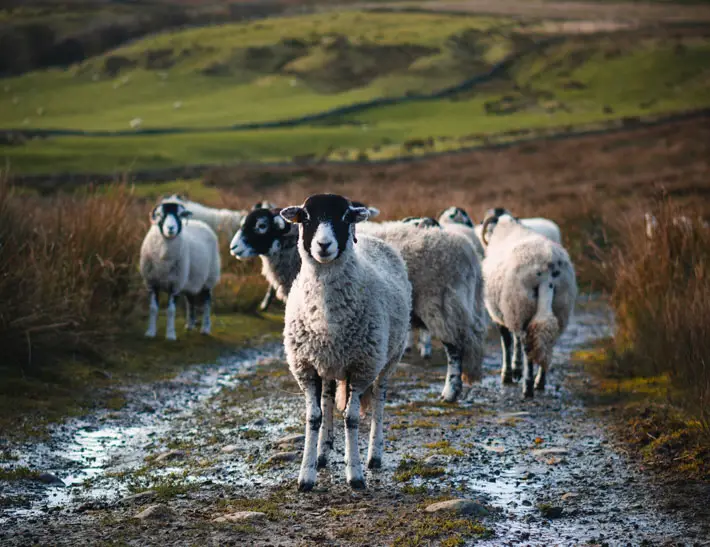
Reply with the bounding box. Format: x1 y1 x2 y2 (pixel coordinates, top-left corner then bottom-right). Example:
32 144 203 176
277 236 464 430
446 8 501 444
318 241 331 251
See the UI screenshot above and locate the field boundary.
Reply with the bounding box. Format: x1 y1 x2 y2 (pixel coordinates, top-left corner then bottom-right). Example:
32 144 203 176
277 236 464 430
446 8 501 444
11 107 710 189
1 38 560 138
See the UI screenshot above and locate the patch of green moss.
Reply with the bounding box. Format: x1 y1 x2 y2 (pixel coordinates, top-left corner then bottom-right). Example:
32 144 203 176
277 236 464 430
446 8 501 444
424 440 465 457
401 484 428 495
392 419 438 430
127 472 196 500
392 516 492 547
240 429 265 440
0 466 40 481
393 456 446 483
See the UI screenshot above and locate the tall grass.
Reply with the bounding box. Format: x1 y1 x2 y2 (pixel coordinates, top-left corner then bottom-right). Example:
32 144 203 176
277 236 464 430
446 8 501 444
0 174 146 367
610 198 710 430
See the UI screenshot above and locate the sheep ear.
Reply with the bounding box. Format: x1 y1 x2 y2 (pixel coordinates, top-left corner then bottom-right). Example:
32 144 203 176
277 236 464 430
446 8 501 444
180 210 193 219
345 206 369 224
150 206 160 223
273 214 286 231
280 206 304 224
253 201 264 210
367 206 380 219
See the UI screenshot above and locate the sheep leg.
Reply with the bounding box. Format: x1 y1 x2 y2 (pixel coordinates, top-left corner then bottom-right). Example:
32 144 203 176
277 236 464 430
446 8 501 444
418 329 432 359
185 293 197 331
165 291 177 341
344 383 365 489
317 379 336 470
145 288 159 338
259 286 276 312
366 376 388 470
517 334 534 398
534 366 546 391
441 343 463 402
499 324 514 384
297 372 322 492
512 332 524 382
199 288 212 335
405 330 414 354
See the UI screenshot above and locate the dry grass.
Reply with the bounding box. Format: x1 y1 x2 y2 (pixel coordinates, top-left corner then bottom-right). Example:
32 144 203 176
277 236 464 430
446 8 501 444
0 174 146 368
610 197 710 431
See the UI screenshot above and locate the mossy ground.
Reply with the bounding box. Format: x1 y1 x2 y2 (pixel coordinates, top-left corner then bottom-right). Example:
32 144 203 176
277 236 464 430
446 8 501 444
0 311 283 441
574 344 710 482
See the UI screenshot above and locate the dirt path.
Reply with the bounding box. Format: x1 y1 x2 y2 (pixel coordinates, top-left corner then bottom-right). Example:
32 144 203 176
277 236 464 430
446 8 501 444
1 298 709 546
354 0 710 24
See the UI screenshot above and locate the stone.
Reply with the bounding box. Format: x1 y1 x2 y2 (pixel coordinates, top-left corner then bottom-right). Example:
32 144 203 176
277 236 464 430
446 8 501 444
539 505 564 519
274 434 305 447
561 492 579 501
423 455 449 467
221 445 239 454
266 451 299 464
119 491 157 505
424 499 490 517
531 447 569 458
213 511 266 523
134 504 175 521
37 473 64 486
155 449 186 463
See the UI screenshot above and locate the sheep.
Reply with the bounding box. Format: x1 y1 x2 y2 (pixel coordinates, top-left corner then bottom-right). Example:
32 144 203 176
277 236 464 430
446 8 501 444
279 194 412 491
140 200 221 341
644 212 708 239
162 194 248 239
401 216 441 228
483 207 562 244
229 206 300 311
359 220 486 402
129 117 142 129
480 212 577 398
438 206 485 260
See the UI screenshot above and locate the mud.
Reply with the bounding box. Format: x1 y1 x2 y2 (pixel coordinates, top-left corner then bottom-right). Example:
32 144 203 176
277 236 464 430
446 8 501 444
1 298 709 546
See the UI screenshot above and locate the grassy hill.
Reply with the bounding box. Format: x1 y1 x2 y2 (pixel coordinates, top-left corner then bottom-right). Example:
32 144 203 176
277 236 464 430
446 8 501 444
1 10 709 174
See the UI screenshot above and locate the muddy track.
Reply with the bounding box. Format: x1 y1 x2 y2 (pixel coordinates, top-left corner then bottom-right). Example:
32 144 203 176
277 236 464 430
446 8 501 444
1 298 709 546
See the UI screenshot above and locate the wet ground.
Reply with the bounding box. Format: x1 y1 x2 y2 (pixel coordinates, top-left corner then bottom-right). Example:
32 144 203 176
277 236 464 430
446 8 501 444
1 297 709 546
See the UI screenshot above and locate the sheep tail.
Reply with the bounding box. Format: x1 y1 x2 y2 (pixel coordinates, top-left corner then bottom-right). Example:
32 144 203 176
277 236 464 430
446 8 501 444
335 380 372 418
460 321 485 385
526 275 559 368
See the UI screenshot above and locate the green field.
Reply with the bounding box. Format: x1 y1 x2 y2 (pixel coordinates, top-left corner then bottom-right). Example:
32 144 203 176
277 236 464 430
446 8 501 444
1 10 709 175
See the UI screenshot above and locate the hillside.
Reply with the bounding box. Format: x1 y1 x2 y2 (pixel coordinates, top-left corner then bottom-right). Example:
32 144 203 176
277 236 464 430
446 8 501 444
1 10 709 174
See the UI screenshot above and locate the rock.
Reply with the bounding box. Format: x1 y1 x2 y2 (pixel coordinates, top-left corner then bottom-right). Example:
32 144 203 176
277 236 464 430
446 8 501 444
251 418 268 427
155 449 186 463
274 433 305 447
221 445 239 454
134 504 175 521
424 499 490 517
119 491 157 505
266 451 298 464
531 447 569 458
539 505 564 519
212 511 266 523
561 492 579 501
37 473 64 487
423 455 449 467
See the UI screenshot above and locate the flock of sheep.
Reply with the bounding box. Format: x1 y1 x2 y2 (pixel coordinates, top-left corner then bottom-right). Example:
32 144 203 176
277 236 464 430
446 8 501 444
139 192 577 491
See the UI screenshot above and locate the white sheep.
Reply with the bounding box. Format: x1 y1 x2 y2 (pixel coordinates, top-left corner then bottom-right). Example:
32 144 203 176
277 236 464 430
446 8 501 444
162 194 248 239
280 194 411 491
644 212 708 239
230 206 300 311
129 117 142 129
359 220 486 402
482 207 562 244
140 201 221 341
438 206 485 260
481 213 577 398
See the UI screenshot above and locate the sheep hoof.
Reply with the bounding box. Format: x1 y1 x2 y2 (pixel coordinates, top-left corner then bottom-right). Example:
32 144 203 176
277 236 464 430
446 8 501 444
512 368 522 381
534 381 545 391
297 480 315 492
367 457 382 470
144 330 156 339
316 455 328 470
348 477 366 490
501 372 514 384
523 383 534 399
166 332 177 341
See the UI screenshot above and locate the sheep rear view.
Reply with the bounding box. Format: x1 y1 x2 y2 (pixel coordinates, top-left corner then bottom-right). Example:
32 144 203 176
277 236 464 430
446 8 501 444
140 201 221 341
481 214 577 398
359 220 486 402
281 194 411 492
